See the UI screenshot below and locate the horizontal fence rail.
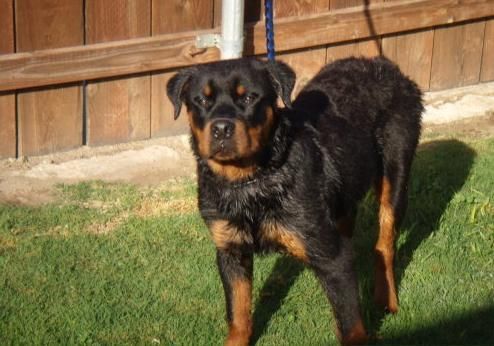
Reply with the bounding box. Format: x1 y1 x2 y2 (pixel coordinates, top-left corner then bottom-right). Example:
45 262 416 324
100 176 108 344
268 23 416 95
1 0 494 92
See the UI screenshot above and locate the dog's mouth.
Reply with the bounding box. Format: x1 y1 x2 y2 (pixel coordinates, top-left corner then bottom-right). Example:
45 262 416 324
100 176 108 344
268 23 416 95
209 139 238 161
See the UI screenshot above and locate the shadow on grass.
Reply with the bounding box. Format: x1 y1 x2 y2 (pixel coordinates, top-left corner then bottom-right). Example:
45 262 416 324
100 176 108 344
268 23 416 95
355 139 476 340
251 256 305 344
251 140 476 344
383 304 494 345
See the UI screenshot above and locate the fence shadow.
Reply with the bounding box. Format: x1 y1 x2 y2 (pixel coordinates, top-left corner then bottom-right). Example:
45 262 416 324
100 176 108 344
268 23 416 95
354 139 476 340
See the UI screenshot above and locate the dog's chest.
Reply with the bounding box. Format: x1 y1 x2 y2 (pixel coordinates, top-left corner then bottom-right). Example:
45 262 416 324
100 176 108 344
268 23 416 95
216 179 286 223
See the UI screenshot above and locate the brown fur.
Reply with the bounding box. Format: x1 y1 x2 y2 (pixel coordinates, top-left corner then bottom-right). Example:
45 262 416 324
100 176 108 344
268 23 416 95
374 177 399 313
225 279 252 346
261 221 308 262
236 84 246 96
188 111 211 158
209 220 253 249
339 318 369 346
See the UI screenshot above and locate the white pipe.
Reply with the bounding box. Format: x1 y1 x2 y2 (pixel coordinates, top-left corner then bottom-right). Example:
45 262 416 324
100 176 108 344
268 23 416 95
220 0 245 59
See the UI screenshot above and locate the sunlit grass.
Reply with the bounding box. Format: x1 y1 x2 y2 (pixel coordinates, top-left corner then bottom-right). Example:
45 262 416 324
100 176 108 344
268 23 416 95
1 138 493 345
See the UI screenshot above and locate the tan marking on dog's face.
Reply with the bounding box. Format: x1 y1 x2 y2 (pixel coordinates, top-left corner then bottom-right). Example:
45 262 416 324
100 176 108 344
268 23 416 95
226 278 252 346
209 220 253 249
249 106 275 154
207 160 257 182
188 111 211 158
261 221 308 262
236 84 246 96
203 83 212 97
233 106 275 159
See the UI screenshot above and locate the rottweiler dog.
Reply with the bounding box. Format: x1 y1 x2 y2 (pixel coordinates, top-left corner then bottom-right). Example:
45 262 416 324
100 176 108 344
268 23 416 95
167 56 423 346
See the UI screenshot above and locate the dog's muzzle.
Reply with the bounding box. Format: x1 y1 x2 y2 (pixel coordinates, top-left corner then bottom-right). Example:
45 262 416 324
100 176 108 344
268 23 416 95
211 119 235 140
210 118 237 160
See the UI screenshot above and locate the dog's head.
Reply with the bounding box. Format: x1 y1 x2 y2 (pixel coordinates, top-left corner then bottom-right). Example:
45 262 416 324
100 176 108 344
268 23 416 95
167 58 295 181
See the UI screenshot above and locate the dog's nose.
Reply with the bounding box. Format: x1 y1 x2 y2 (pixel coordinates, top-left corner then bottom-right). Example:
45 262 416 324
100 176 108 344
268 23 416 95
211 119 235 140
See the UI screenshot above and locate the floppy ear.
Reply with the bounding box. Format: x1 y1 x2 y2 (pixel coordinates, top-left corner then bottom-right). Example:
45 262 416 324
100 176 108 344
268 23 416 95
166 69 194 120
266 61 296 108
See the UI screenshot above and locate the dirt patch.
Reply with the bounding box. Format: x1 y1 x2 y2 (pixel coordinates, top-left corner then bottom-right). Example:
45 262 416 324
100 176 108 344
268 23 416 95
0 135 195 205
422 112 494 141
1 114 493 207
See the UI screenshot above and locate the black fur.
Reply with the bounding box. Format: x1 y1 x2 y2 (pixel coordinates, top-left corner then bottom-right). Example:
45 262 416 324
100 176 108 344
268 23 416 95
167 56 423 345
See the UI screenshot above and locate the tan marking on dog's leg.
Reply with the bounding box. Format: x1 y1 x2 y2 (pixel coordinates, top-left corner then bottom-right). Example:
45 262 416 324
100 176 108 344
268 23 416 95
337 318 369 346
225 278 252 346
374 177 399 313
262 222 308 262
209 220 252 249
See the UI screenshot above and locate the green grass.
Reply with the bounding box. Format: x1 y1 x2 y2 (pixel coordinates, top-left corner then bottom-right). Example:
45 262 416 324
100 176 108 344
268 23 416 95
1 138 493 345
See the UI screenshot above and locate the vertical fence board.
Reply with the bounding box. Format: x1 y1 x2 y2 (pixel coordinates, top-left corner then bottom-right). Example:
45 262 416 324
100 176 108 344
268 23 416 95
327 38 381 62
327 0 383 61
382 30 434 90
329 0 362 9
481 19 494 82
277 1 329 100
85 0 151 146
0 0 16 158
279 48 328 98
430 21 485 90
151 0 216 137
16 0 83 156
382 0 433 91
275 0 329 17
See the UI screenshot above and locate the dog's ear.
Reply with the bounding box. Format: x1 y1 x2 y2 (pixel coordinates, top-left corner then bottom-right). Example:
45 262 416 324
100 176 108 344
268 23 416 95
166 68 194 120
266 61 296 108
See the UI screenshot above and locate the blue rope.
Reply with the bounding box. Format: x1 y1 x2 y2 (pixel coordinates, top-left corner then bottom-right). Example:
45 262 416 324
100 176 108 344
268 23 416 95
265 0 275 61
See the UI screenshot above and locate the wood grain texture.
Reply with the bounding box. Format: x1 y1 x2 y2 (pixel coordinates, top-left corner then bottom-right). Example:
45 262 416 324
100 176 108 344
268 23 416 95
2 0 494 92
275 0 329 17
279 48 327 98
151 0 216 137
16 0 83 157
382 0 433 90
327 38 382 62
382 29 434 90
276 1 328 101
430 21 486 90
481 19 494 82
247 0 494 55
85 0 151 146
0 0 16 158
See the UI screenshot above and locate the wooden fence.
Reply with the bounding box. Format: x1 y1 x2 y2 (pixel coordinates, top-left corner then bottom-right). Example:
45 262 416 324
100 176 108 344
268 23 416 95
1 0 493 159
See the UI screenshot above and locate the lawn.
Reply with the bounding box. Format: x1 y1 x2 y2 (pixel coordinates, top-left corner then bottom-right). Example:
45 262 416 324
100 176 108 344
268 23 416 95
1 136 493 345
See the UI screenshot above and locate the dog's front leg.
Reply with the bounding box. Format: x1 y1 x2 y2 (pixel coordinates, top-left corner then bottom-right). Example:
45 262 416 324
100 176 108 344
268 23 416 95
216 249 253 346
311 236 368 346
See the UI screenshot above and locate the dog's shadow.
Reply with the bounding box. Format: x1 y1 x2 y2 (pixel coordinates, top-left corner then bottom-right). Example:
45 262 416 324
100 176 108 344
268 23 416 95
251 139 476 344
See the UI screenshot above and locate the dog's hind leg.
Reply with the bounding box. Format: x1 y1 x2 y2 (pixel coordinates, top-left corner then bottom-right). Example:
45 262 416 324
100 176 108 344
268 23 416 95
374 150 414 313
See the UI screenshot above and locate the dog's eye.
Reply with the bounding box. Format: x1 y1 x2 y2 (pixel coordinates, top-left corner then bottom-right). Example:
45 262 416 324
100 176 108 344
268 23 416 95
240 94 257 105
195 96 210 107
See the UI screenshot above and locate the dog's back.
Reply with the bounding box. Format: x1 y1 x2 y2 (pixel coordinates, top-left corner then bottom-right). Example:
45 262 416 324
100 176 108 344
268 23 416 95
292 56 423 206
